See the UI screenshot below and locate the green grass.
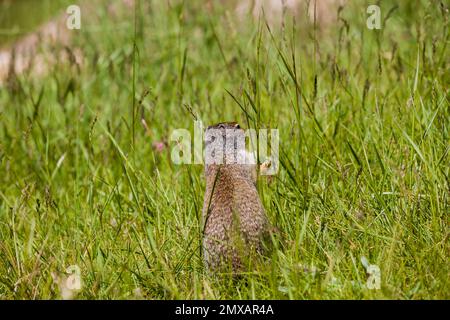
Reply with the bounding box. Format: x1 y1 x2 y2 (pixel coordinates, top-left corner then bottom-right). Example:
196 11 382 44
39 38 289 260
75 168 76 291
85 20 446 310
0 0 448 299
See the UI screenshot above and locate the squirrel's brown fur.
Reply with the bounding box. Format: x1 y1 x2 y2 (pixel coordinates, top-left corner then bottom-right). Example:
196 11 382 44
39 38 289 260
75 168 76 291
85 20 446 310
202 122 270 272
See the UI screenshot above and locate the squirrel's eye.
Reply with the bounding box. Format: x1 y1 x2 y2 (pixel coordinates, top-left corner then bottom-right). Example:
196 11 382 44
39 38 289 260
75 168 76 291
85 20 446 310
234 123 240 129
218 124 225 129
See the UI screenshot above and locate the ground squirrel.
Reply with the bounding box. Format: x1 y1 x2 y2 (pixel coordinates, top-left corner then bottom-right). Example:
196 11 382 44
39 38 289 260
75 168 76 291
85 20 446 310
202 122 270 272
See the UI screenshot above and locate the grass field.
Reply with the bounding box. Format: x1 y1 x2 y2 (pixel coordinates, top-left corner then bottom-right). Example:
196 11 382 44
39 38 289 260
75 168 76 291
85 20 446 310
0 0 448 299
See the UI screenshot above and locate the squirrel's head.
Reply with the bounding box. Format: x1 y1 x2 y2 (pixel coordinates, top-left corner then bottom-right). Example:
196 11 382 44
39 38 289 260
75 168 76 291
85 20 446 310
204 122 257 183
205 122 247 165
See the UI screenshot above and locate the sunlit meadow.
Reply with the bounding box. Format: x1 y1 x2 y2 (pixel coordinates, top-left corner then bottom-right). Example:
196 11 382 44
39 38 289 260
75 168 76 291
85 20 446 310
0 0 448 299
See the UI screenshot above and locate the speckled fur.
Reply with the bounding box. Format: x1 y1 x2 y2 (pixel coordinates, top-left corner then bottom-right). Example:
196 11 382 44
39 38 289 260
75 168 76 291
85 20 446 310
202 123 270 272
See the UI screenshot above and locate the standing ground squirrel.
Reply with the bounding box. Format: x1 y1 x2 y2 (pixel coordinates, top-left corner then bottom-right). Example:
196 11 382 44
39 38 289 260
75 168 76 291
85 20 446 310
202 122 270 272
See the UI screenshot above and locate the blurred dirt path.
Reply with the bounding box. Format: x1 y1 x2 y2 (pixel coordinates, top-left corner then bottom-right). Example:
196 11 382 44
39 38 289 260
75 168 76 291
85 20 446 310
0 0 134 86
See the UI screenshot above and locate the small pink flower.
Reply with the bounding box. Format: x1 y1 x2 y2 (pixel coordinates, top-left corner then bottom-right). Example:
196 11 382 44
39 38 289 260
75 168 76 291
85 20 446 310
152 141 166 153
